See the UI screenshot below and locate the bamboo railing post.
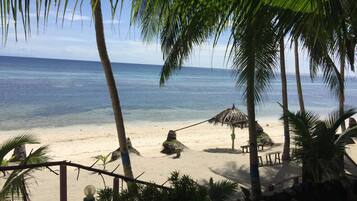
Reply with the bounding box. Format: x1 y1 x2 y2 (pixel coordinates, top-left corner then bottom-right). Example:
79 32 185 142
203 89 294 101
113 177 120 201
60 164 67 201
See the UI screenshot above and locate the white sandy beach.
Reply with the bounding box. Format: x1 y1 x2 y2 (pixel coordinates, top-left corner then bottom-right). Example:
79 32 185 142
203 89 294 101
0 119 356 200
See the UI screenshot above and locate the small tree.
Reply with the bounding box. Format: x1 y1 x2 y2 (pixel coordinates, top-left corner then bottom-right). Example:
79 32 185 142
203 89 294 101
0 135 49 201
285 108 357 183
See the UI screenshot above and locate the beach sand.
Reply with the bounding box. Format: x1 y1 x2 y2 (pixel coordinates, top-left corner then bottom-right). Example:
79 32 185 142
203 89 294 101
2 119 353 200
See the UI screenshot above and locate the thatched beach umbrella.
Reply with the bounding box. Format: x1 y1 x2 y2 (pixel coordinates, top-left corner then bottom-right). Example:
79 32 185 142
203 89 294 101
209 104 249 150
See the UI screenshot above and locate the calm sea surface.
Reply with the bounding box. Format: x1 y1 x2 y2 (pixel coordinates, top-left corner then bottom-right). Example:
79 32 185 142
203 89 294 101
0 56 356 130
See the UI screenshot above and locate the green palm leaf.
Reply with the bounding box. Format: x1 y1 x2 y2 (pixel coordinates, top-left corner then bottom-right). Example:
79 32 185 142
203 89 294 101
0 135 50 201
0 135 39 165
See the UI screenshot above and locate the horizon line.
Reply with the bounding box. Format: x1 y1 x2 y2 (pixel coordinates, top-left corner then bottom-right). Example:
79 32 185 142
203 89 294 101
1 54 350 78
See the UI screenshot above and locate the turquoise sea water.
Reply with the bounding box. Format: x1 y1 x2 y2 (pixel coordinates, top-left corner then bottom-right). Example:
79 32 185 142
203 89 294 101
0 56 356 130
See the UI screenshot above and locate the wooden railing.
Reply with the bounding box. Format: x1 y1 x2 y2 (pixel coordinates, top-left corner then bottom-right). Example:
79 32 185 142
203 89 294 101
0 161 170 201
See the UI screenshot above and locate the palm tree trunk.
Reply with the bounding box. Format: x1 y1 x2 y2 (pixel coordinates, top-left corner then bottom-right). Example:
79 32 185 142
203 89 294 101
13 145 29 201
247 56 261 200
294 39 305 113
339 55 346 132
280 37 290 161
231 127 235 150
14 144 26 161
338 54 346 176
93 0 134 179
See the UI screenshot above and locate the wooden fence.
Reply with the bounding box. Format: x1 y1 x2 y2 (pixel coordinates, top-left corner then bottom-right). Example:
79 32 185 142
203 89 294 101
0 161 170 201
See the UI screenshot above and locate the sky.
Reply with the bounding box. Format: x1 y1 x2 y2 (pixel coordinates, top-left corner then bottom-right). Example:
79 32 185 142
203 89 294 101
0 1 316 74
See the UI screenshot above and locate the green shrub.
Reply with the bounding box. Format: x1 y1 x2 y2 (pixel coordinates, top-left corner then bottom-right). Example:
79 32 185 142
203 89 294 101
96 172 237 201
97 187 113 201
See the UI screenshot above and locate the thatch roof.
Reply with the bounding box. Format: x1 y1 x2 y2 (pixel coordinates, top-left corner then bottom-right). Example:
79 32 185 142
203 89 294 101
208 104 249 128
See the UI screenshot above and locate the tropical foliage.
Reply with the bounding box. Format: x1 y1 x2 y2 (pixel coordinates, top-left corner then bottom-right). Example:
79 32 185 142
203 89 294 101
0 0 356 199
285 108 357 182
0 135 49 201
96 171 237 201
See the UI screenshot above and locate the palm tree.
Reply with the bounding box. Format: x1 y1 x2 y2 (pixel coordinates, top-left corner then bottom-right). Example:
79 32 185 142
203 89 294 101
0 135 49 201
274 0 356 121
338 38 347 132
0 0 135 180
132 1 279 199
92 0 134 180
294 39 305 113
279 37 290 162
285 108 357 183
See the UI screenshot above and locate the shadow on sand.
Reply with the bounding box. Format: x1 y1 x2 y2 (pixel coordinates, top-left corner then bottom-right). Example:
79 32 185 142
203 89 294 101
210 161 281 189
204 142 282 155
203 148 242 154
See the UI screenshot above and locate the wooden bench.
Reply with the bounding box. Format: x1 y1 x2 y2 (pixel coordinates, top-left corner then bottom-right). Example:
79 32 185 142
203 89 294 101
241 144 264 153
265 151 282 165
265 151 281 165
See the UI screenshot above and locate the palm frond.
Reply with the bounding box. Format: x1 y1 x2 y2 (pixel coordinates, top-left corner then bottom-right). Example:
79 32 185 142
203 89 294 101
232 5 278 104
335 125 357 145
25 145 50 165
272 0 356 98
283 108 319 161
0 167 35 200
284 106 356 182
325 108 356 131
0 135 49 200
0 135 39 165
207 178 237 201
133 0 233 85
0 0 127 43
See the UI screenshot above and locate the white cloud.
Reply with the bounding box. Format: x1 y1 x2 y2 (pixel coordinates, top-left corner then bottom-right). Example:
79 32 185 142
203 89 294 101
61 13 91 21
29 12 91 22
103 19 120 25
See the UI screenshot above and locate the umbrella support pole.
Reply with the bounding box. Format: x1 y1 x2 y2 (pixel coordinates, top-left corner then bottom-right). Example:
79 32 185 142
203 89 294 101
231 127 235 150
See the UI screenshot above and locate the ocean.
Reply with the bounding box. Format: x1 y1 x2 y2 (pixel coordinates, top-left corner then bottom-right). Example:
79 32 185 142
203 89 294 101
0 56 356 130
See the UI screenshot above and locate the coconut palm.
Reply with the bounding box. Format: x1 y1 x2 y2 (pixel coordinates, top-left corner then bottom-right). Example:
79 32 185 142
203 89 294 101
293 39 305 113
92 0 134 180
285 108 357 183
0 135 49 201
274 0 356 127
279 37 290 162
0 0 135 180
132 1 279 199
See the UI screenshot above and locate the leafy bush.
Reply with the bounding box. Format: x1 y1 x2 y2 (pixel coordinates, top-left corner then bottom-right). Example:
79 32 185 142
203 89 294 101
97 187 113 201
206 178 238 201
96 172 237 201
